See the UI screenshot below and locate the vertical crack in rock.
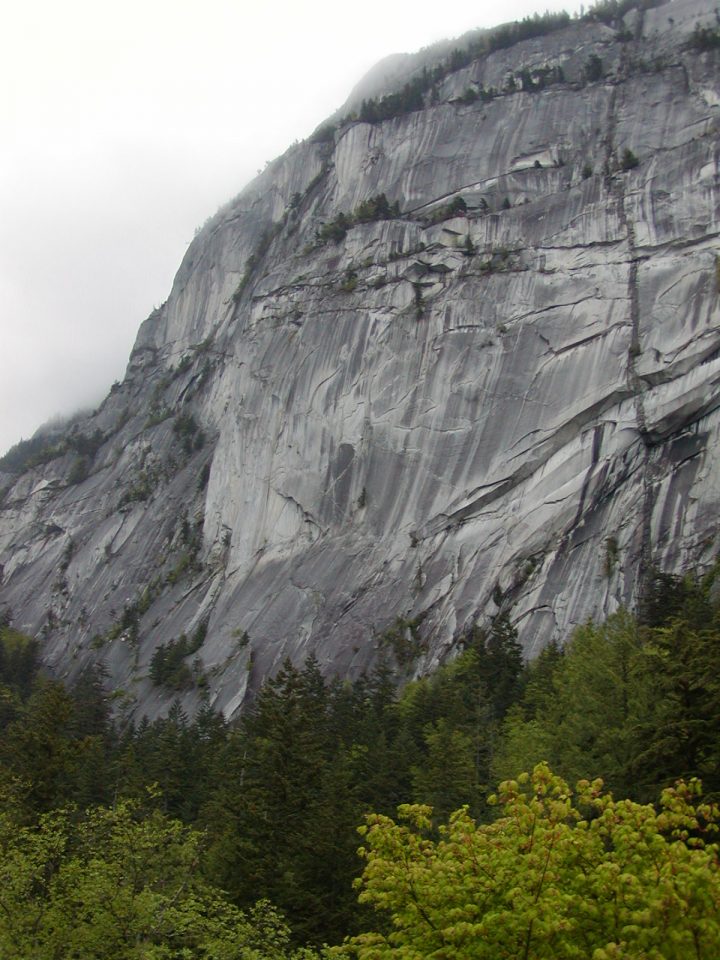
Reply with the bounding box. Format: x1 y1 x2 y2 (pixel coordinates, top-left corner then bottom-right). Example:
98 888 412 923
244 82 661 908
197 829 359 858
614 3 654 602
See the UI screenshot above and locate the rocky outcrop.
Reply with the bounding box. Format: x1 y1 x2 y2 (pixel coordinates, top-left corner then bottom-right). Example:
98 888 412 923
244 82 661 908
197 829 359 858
1 0 719 718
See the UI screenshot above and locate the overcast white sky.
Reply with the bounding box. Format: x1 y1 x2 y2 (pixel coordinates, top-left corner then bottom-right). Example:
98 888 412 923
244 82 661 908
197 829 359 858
0 0 582 456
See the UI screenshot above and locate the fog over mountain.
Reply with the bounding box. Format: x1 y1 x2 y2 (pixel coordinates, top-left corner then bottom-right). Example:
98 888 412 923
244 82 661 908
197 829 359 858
0 0 581 456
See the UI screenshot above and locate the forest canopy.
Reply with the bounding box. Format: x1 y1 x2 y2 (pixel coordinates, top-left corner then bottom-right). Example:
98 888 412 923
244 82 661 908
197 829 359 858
0 562 718 954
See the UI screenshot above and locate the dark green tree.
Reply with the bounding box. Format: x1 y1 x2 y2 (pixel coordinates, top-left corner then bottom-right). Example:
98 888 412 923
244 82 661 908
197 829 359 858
202 656 365 945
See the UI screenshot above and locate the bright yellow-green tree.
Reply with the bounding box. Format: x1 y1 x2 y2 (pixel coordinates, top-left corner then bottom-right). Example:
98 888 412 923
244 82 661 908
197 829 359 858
0 795 319 959
334 763 720 959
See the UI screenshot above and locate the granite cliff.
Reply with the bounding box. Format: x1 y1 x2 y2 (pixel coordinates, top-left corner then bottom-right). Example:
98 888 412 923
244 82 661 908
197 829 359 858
1 0 719 718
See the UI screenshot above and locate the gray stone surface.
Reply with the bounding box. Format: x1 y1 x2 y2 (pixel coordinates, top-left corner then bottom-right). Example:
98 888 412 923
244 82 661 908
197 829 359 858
1 0 719 718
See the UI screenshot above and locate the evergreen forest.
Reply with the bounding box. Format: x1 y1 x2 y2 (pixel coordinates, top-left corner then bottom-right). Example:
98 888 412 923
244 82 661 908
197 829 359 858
1 564 719 957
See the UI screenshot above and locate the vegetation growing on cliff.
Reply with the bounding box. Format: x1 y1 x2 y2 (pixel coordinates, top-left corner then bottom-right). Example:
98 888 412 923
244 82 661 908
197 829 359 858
317 193 401 245
0 425 105 475
689 22 720 50
340 0 674 129
349 11 573 126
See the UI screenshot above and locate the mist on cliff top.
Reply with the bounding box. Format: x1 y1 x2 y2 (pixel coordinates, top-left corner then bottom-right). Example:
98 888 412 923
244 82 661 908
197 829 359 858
0 0 582 456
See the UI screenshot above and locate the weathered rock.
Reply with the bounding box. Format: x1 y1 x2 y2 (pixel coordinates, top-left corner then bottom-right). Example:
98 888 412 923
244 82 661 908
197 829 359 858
1 0 719 718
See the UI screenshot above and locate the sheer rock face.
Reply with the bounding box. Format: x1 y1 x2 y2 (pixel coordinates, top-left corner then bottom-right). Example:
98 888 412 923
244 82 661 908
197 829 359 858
1 0 719 718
